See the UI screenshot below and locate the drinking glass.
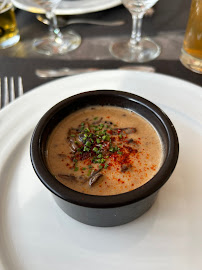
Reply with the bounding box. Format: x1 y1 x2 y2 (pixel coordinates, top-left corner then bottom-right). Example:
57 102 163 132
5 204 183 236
0 0 20 49
32 0 81 55
110 0 161 63
180 0 202 74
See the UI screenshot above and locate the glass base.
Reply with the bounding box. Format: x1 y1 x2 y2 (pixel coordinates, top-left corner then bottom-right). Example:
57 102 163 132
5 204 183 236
109 37 161 63
33 31 81 56
180 49 202 74
0 34 20 49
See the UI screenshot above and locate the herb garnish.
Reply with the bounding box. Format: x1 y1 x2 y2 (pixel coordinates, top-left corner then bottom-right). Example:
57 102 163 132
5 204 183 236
68 116 130 173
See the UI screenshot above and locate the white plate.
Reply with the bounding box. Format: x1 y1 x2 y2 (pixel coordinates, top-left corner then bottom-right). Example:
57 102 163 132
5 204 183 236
0 71 202 270
12 0 122 15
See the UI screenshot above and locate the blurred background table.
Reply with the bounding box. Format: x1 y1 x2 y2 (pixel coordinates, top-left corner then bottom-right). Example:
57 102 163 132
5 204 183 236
0 0 201 92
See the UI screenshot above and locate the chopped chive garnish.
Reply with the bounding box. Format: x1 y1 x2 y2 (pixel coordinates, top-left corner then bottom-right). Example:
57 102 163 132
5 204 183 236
93 147 99 152
106 135 110 141
68 117 128 172
85 128 90 133
99 165 103 169
87 170 92 176
83 146 90 152
85 141 91 147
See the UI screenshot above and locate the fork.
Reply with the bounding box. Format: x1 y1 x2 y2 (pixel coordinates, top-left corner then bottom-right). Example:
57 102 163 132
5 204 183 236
0 77 23 109
36 15 125 27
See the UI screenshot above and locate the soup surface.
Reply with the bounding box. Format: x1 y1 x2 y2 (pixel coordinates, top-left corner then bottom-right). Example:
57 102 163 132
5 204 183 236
46 106 163 195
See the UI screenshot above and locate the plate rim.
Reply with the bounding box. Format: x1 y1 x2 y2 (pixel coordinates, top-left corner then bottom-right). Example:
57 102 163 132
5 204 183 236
0 69 202 270
12 0 122 15
0 70 201 127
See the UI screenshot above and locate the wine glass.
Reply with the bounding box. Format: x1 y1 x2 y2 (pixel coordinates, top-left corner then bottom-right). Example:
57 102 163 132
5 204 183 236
32 0 81 55
110 0 161 63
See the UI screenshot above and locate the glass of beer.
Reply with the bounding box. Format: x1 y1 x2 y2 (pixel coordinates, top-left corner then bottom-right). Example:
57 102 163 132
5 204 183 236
0 0 20 49
180 0 202 74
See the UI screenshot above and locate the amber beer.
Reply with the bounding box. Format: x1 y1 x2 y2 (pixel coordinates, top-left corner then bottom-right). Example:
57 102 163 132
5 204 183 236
0 1 20 49
180 0 202 74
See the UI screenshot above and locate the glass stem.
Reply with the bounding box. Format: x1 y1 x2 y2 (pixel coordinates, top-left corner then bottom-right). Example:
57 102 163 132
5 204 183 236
46 11 63 42
129 14 143 47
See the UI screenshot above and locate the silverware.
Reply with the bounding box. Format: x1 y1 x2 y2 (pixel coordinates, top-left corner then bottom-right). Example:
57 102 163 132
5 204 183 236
35 66 155 78
0 77 24 109
36 15 125 27
36 68 99 78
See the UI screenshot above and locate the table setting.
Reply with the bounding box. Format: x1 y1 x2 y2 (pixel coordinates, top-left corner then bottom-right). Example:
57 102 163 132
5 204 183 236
0 0 201 269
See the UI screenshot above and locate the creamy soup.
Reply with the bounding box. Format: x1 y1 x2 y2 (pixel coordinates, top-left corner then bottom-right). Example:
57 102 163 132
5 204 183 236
46 106 163 195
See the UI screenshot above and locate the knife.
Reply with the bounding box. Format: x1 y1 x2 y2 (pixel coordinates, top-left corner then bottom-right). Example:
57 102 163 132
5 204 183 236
35 66 155 78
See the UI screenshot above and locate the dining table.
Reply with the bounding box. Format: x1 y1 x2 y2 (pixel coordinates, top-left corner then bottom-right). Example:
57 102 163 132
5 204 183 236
0 0 201 270
0 0 201 91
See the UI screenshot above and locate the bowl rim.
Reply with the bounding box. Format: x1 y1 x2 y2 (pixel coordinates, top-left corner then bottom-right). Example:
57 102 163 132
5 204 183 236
30 90 179 208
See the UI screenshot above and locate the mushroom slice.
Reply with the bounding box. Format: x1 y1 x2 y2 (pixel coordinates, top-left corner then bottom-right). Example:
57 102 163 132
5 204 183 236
68 128 78 137
121 164 129 172
122 128 136 134
92 117 103 125
89 169 103 186
58 174 77 181
127 138 138 145
78 133 86 143
127 138 134 144
78 175 88 184
121 164 132 172
112 127 136 135
67 128 80 152
69 137 79 152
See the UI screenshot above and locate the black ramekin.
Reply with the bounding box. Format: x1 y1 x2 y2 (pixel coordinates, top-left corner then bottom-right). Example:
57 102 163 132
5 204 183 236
30 90 179 227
